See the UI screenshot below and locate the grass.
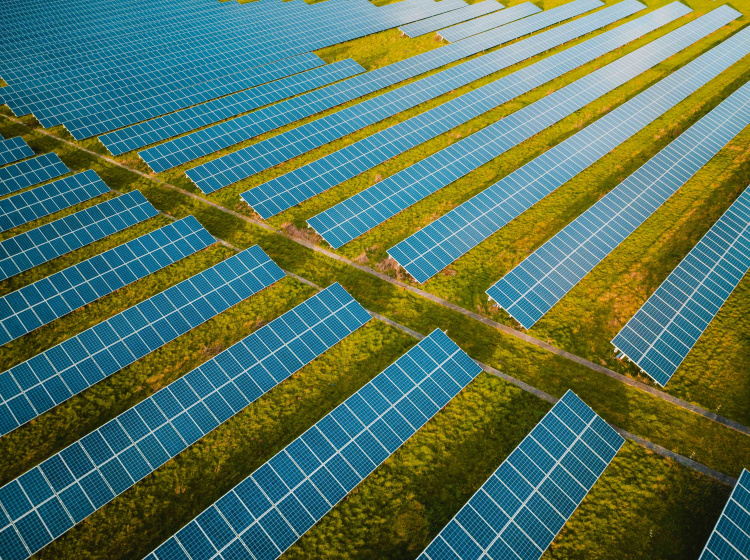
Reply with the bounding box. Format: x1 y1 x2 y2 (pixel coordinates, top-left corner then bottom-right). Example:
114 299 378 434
1 1 749 557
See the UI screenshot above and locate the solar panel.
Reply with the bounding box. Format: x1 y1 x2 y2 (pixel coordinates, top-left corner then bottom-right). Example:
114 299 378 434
140 0 594 176
0 191 158 282
438 1 548 42
245 0 680 220
0 169 109 233
0 137 34 166
0 283 371 560
612 186 750 386
307 7 736 250
699 469 750 560
486 77 750 330
399 0 505 38
390 19 750 284
0 245 285 438
99 60 365 156
144 329 482 560
0 153 69 197
0 216 215 347
418 390 623 560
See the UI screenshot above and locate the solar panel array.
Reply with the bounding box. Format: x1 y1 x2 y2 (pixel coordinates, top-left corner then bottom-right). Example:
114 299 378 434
245 1 682 220
0 216 215 347
487 78 750 330
0 191 158 282
400 0 505 38
418 390 624 560
307 8 736 250
2 0 466 142
0 170 109 233
612 186 750 386
0 283 371 560
0 153 70 197
390 18 750 284
0 138 34 167
139 0 584 176
0 245 285 437
699 469 750 560
145 329 482 560
99 59 365 156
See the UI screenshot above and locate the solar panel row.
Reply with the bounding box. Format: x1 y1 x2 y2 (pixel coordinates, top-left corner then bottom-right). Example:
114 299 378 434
418 390 623 560
699 469 750 560
400 0 505 38
0 153 70 197
612 186 750 386
0 170 109 233
390 20 750 283
145 329 482 560
0 138 34 167
0 245 285 438
139 0 588 175
486 77 750 329
307 7 737 249
0 216 215 347
0 191 158 282
438 1 543 42
0 283 370 560
99 59 365 156
244 0 681 220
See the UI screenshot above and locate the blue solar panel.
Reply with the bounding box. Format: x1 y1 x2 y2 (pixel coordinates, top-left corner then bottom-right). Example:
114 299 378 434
0 216 215 347
0 245 285 438
0 153 70 197
145 329 482 560
612 186 750 386
418 390 623 560
98 60 365 156
439 1 542 42
307 7 735 250
140 0 596 176
0 137 34 166
699 469 750 560
246 0 681 220
0 170 109 233
0 283 370 560
487 77 750 330
0 191 158 282
390 17 750 284
400 0 505 38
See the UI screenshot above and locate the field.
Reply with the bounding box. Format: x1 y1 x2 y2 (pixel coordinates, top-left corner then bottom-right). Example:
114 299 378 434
1 0 749 557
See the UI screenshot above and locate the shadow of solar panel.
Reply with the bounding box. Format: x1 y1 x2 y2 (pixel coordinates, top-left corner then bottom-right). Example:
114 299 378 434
0 245 285 438
0 191 158 282
0 216 216 346
418 390 624 560
612 186 750 386
0 137 34 166
487 77 750 330
308 7 736 249
0 170 109 233
390 16 749 284
247 0 687 220
400 0 505 38
0 283 370 560
145 329 482 560
699 469 750 560
141 0 600 177
0 153 70 197
99 60 365 156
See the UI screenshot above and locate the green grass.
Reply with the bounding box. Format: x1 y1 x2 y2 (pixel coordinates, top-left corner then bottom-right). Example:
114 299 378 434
2 2 750 557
